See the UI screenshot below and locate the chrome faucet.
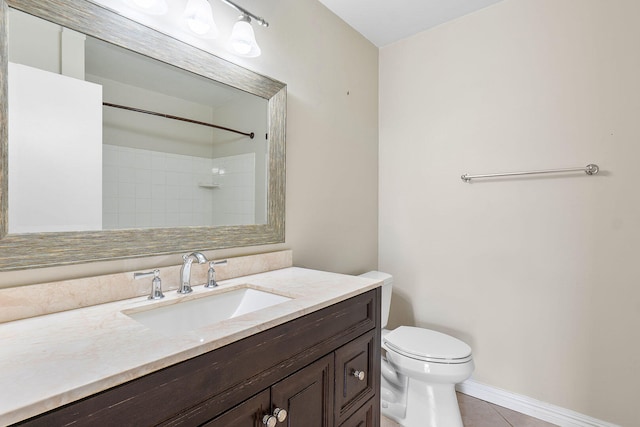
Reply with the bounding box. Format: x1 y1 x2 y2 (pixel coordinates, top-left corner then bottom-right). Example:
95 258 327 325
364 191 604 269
178 252 208 294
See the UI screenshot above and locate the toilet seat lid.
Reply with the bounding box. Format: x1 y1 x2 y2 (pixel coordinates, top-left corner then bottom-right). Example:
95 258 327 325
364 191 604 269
384 326 472 363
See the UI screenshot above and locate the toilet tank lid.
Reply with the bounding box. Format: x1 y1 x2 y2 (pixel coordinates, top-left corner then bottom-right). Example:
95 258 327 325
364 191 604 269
359 271 393 285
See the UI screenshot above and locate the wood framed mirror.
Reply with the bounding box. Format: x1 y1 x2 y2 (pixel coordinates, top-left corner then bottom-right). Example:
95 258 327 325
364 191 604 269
0 0 286 271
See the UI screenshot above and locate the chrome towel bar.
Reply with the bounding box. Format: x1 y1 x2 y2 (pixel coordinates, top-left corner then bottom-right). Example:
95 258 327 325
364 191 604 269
461 164 599 182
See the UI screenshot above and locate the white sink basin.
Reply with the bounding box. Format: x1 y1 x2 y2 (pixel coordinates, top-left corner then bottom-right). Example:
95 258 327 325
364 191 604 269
124 286 291 335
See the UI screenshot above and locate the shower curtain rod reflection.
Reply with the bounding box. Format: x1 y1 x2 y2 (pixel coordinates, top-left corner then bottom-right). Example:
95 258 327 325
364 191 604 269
102 102 255 139
461 164 600 182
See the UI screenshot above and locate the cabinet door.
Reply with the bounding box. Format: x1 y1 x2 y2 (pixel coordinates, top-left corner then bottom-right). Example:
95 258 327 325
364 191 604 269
334 331 378 425
338 397 376 427
271 353 334 427
203 389 271 427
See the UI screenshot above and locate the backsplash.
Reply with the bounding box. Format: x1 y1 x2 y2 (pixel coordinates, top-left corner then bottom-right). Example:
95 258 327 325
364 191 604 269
0 250 292 324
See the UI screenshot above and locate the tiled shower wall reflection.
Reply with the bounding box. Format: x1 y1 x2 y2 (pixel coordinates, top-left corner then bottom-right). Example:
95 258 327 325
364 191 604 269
209 154 256 226
103 145 255 229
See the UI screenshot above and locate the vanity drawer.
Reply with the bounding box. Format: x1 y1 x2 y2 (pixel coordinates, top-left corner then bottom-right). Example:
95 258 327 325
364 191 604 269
335 330 379 426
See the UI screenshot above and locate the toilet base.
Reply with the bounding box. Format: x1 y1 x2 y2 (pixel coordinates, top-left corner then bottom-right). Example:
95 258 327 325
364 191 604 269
380 365 408 421
382 378 463 427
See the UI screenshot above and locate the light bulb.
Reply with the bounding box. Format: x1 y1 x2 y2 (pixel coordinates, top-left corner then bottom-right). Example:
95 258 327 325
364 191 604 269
229 15 261 57
183 0 218 38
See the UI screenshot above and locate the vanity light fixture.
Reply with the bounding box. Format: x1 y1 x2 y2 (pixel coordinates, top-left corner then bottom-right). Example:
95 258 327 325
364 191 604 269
121 0 269 57
182 0 219 38
123 0 168 15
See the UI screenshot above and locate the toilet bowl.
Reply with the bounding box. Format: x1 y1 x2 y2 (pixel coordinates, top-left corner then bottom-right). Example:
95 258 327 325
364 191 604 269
359 272 474 427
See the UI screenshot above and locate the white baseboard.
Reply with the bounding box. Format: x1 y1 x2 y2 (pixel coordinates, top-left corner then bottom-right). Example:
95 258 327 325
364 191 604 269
456 379 620 427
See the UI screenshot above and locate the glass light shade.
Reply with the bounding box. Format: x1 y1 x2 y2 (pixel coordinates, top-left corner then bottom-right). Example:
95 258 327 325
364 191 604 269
229 17 261 57
183 0 219 38
123 0 168 15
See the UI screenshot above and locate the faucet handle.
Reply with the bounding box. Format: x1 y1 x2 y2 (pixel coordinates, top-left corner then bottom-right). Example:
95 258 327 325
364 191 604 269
134 270 155 280
205 260 228 288
134 269 165 300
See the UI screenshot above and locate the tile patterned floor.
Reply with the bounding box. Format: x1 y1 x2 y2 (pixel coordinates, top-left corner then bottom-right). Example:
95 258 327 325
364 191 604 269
381 392 558 427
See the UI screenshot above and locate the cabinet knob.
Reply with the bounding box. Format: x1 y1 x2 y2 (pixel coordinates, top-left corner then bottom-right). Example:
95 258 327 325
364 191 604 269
352 369 366 381
263 408 287 425
262 415 277 427
273 407 288 422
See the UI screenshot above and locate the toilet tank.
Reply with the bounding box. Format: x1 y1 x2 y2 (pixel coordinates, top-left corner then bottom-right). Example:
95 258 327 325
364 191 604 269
359 271 393 328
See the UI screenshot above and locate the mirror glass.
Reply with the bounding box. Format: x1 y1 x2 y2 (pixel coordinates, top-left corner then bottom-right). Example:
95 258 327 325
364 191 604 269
8 8 268 233
0 0 285 271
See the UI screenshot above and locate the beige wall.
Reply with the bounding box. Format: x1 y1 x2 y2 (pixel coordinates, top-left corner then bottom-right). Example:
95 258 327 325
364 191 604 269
0 0 379 286
379 0 639 425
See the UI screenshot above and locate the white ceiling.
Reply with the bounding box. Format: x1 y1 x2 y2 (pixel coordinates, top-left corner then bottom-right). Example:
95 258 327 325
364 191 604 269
317 0 503 47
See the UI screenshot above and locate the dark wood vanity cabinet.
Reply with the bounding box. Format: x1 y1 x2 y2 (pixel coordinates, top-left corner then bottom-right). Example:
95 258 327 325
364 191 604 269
15 288 381 427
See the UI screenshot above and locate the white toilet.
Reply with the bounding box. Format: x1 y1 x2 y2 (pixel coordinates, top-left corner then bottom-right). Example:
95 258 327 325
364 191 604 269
360 271 474 427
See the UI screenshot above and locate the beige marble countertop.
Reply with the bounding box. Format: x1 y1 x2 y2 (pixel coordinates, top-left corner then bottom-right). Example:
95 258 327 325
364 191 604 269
0 267 381 425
